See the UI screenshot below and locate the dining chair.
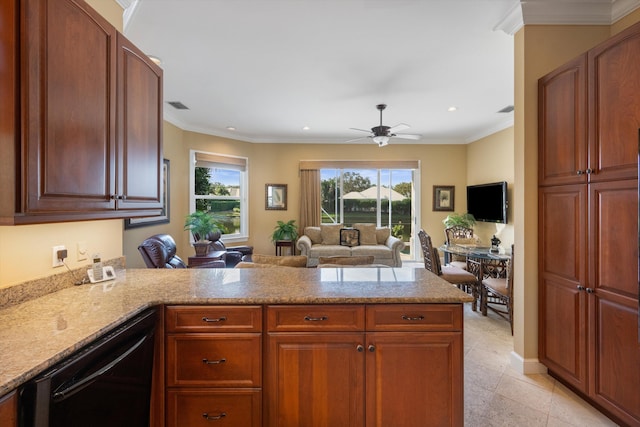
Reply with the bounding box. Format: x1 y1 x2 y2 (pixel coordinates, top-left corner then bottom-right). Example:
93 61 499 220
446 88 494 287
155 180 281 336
444 226 475 270
480 244 514 334
419 229 480 311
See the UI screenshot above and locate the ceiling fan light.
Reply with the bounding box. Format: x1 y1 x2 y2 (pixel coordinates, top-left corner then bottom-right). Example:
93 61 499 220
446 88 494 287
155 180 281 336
373 135 389 146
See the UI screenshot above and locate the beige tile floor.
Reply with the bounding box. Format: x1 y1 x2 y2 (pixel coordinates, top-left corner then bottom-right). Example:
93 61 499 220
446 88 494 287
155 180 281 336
463 303 618 426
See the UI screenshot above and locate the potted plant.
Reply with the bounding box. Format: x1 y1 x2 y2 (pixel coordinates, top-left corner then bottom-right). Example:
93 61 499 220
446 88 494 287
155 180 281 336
271 219 298 243
184 211 220 256
442 212 476 229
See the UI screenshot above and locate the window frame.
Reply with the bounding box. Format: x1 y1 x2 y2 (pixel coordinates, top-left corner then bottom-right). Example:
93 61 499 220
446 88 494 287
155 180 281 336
189 149 249 243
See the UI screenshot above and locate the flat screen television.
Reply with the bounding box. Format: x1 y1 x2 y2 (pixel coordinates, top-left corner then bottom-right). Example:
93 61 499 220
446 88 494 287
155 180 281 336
466 181 508 224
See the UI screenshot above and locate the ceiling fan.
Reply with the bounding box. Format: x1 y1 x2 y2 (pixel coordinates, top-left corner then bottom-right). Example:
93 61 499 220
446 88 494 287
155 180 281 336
347 104 421 147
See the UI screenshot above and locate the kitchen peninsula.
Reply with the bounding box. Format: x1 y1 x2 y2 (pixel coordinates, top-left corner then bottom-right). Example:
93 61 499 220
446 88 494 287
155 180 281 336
0 267 472 426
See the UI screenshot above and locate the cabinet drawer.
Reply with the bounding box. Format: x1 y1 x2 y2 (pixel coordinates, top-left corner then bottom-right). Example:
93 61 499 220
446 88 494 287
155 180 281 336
166 334 261 387
165 306 262 333
166 389 261 427
267 305 365 331
366 304 462 331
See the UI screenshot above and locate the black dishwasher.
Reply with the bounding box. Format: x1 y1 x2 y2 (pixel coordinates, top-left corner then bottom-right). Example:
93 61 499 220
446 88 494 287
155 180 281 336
18 307 157 427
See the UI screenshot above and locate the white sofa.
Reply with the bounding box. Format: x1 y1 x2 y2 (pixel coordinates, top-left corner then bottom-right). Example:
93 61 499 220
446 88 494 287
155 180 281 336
296 223 404 267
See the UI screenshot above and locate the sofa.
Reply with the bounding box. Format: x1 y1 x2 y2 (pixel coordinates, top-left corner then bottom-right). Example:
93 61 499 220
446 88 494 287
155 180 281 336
296 223 404 267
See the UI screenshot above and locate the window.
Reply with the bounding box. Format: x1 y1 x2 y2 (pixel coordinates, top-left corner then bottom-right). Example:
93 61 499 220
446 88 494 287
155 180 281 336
320 166 418 258
190 150 248 241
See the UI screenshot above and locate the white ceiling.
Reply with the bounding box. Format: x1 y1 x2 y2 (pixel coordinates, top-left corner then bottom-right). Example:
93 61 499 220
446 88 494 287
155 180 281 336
122 0 639 145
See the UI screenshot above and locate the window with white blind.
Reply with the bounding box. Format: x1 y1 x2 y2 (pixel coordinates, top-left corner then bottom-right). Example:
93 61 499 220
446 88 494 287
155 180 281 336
189 150 249 241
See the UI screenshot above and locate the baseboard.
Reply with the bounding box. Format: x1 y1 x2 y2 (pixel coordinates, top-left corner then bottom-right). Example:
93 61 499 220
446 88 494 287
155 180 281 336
510 351 548 374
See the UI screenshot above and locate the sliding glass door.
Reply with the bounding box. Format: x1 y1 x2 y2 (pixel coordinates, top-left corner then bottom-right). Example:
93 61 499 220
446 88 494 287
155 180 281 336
320 168 416 259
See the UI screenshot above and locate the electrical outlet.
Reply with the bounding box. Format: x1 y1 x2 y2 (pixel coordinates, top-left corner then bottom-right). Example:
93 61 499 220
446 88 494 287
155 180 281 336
77 241 88 261
52 245 66 268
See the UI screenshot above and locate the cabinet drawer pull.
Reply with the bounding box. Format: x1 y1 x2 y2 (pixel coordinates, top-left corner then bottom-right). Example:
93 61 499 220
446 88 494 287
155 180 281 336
202 358 227 365
202 412 227 421
202 316 227 323
304 315 328 321
401 315 425 321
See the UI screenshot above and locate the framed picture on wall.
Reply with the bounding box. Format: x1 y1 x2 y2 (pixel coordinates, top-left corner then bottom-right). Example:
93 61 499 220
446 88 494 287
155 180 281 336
124 159 170 228
433 185 455 212
265 183 287 210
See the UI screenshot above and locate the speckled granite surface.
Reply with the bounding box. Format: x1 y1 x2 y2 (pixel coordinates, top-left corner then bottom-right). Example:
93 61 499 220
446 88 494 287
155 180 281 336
0 266 472 396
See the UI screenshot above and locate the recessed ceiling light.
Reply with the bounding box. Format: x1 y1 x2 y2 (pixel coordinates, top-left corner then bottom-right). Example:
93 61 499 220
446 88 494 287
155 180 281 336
148 55 162 65
447 106 458 112
302 126 310 131
226 126 236 131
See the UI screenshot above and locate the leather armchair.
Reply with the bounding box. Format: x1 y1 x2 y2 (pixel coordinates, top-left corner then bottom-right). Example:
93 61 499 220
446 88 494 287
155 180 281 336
198 231 253 267
138 234 225 269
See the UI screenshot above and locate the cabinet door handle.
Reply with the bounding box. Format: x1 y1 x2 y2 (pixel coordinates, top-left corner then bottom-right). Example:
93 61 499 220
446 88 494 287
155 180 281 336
304 315 328 321
576 170 584 175
586 288 594 294
368 345 376 352
202 358 226 365
401 315 425 321
585 168 593 174
577 285 585 291
202 412 227 421
202 316 227 323
357 344 364 352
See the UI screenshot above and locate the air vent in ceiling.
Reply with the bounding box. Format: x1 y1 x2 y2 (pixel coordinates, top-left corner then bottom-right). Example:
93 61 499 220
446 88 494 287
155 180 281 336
167 101 189 110
498 105 514 113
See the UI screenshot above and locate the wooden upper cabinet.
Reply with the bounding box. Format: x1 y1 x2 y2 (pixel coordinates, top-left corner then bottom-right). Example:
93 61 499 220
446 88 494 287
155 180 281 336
23 0 118 214
116 33 163 211
588 24 640 183
0 0 162 224
539 54 588 187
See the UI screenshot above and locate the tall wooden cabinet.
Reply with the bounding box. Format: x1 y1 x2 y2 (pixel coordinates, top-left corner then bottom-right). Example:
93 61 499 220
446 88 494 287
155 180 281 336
538 21 640 427
0 0 163 224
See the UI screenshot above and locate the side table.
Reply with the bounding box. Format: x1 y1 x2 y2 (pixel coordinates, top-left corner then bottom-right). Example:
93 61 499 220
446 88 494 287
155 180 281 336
188 250 227 268
275 240 295 256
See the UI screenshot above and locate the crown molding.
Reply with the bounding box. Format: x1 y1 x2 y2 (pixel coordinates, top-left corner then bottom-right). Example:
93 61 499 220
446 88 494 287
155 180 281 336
495 0 640 35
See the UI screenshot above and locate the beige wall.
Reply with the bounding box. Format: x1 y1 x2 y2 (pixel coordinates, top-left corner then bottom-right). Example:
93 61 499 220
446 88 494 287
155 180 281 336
466 127 514 248
123 129 471 267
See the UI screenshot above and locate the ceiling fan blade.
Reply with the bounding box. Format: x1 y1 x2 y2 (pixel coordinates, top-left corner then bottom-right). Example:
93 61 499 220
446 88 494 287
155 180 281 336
393 133 421 140
388 123 410 133
346 136 371 143
349 127 372 134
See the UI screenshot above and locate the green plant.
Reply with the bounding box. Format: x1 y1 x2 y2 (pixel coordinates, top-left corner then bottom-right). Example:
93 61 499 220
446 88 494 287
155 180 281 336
184 211 220 241
271 219 298 242
442 213 476 229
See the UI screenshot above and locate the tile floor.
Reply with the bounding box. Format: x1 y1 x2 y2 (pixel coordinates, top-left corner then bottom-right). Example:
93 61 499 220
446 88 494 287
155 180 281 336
463 304 618 426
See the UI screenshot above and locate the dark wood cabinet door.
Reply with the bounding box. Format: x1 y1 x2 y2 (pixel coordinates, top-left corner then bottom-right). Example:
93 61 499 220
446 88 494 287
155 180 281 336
588 23 640 183
366 332 463 427
266 333 365 426
538 185 589 392
23 0 117 213
538 54 588 186
116 33 163 211
589 295 640 426
0 391 17 427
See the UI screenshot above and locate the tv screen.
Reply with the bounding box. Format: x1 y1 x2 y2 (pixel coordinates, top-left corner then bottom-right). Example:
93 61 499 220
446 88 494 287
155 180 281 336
466 181 507 224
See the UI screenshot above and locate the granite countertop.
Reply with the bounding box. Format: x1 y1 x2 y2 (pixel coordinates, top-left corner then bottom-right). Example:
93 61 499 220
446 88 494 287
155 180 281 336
0 266 472 396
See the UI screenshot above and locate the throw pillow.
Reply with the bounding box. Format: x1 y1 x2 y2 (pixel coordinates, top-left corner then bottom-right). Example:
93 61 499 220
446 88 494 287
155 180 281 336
354 223 377 245
376 227 391 244
340 228 360 247
251 254 308 267
320 224 342 245
304 226 322 244
318 255 374 265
